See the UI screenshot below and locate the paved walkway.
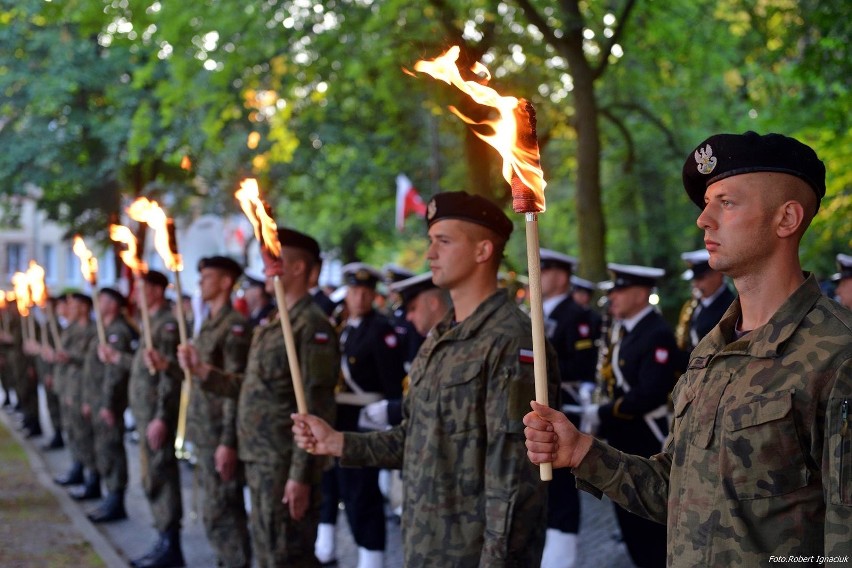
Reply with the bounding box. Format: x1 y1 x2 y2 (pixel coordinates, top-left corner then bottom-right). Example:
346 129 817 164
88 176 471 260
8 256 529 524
2 388 636 567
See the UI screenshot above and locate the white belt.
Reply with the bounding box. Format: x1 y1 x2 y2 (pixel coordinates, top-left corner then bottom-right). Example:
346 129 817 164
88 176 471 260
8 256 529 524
335 392 383 406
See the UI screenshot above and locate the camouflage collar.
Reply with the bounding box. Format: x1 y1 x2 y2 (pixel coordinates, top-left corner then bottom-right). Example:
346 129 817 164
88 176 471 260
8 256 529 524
697 273 822 359
434 289 510 341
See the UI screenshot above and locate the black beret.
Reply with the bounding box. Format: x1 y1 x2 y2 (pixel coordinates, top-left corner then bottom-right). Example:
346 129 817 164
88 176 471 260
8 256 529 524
69 292 93 306
142 270 169 289
342 262 382 289
426 191 513 240
198 256 243 279
277 228 321 263
98 287 127 307
682 131 826 210
388 272 437 305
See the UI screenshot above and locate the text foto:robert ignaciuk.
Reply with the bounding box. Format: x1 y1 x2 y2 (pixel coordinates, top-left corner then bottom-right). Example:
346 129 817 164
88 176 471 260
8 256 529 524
769 556 849 564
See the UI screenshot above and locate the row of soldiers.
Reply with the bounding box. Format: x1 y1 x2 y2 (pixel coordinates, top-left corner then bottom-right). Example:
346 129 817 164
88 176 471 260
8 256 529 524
2 196 850 568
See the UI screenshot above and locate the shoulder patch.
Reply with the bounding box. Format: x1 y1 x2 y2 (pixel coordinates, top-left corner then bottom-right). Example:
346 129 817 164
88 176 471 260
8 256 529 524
231 324 245 337
394 325 408 336
313 332 330 345
654 348 669 364
108 334 119 344
383 333 398 349
519 348 535 364
164 322 177 332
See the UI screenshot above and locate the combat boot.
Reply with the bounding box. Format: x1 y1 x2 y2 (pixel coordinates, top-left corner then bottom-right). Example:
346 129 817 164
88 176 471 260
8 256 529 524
69 470 102 500
133 529 185 568
41 430 64 451
87 490 127 523
54 461 84 486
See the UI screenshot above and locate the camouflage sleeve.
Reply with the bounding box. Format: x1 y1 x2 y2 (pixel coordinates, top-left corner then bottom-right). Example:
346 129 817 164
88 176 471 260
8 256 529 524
154 319 182 424
289 320 339 484
102 325 136 411
572 437 671 524
479 335 554 565
823 358 852 557
219 320 250 448
341 426 406 469
199 367 243 399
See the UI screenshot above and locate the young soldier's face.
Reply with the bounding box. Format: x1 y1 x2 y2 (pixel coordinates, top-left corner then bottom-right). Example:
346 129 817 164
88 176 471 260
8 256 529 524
426 219 478 290
696 174 777 279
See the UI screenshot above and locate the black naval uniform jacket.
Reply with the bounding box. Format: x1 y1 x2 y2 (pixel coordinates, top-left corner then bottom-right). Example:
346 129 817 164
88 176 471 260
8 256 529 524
598 309 680 456
546 296 599 387
689 286 736 349
337 309 406 431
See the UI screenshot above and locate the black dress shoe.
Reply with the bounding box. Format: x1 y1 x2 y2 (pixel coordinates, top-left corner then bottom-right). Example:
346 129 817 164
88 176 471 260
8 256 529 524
24 426 43 438
87 502 127 523
54 462 85 486
69 485 101 500
41 432 64 450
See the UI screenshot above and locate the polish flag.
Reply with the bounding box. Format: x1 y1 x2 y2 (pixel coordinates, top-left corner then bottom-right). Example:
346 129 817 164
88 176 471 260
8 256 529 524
395 174 427 231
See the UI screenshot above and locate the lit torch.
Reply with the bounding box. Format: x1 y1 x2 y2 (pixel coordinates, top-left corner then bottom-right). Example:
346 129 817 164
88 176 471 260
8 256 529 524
26 261 50 352
0 293 7 334
73 236 107 346
125 197 194 456
235 178 308 414
12 271 33 343
110 223 154 366
413 46 552 480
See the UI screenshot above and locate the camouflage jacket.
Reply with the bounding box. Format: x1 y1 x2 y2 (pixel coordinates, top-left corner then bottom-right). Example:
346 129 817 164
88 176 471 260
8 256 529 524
572 274 852 566
186 302 250 450
342 290 561 567
204 296 339 482
83 315 138 413
55 320 96 405
126 305 182 429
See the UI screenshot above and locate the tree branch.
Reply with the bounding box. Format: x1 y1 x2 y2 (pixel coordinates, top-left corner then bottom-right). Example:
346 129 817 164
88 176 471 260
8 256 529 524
605 101 681 156
599 108 635 173
592 0 639 80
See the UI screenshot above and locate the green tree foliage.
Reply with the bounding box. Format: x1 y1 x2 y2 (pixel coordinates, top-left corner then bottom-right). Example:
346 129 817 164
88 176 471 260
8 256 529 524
1 0 847 306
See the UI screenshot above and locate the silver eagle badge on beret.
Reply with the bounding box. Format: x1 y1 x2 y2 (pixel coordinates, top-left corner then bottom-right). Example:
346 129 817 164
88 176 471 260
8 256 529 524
426 198 437 221
694 144 718 175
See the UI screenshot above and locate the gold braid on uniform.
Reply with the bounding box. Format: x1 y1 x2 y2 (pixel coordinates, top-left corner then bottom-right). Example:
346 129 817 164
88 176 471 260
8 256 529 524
675 297 699 351
594 300 615 403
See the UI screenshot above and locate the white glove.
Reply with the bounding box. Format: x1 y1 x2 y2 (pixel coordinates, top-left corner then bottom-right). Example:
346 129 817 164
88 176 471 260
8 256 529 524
580 403 600 435
579 382 596 406
358 399 390 431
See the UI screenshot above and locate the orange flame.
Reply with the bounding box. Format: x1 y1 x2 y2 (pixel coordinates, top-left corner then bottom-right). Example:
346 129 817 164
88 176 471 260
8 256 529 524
0 294 5 309
26 261 48 308
11 272 30 316
413 46 546 211
72 235 99 286
110 224 147 276
234 178 281 258
126 197 183 272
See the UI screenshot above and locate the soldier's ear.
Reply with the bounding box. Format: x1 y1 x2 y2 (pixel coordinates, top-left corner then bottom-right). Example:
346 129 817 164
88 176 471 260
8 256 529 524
473 239 494 264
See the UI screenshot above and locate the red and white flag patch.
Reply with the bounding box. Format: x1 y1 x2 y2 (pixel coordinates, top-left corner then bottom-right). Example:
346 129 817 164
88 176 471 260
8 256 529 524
578 323 590 337
384 333 398 349
231 325 245 337
313 332 329 344
519 349 535 364
654 348 669 364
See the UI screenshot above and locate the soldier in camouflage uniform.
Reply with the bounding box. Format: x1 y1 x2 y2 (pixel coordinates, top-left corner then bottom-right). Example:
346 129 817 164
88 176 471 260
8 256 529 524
525 132 852 566
184 256 251 568
85 287 138 523
102 270 185 568
53 293 97 489
294 192 561 567
179 228 339 568
41 295 68 450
